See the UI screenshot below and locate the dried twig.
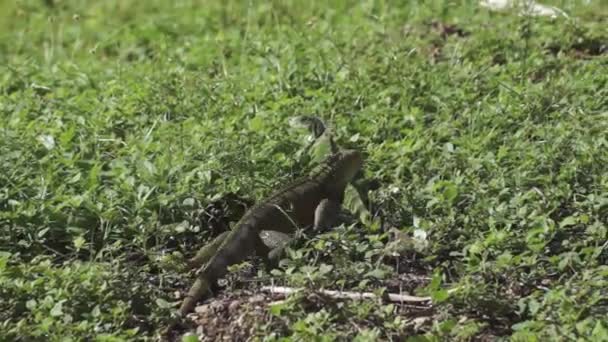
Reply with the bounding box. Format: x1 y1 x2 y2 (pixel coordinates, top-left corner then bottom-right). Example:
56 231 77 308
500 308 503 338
261 286 458 304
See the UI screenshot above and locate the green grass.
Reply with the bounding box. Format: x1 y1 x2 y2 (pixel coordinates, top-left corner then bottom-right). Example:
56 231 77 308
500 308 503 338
1 0 607 340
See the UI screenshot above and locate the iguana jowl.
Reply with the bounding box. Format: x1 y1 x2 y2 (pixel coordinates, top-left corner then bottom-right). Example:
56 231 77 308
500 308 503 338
178 149 364 317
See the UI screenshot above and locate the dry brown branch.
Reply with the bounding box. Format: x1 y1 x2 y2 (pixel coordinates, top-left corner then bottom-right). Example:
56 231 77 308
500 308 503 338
261 286 458 304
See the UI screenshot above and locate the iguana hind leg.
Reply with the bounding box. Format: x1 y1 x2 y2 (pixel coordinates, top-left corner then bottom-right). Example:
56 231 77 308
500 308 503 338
188 228 288 271
186 231 230 270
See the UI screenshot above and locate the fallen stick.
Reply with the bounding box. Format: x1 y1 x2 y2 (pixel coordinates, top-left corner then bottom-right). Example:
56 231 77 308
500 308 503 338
261 286 456 304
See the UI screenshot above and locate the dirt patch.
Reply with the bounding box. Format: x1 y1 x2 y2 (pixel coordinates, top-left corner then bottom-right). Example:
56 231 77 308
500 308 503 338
429 21 469 39
546 37 608 58
167 290 284 342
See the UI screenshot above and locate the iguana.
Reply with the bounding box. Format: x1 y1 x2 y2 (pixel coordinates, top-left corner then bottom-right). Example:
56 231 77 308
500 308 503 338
176 148 364 318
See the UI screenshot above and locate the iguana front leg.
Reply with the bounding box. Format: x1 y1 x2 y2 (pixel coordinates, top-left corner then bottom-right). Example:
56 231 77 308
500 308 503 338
263 198 342 265
258 230 293 266
314 198 341 231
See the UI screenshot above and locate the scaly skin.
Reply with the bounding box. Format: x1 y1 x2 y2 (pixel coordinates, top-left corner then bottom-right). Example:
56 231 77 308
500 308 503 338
178 149 363 317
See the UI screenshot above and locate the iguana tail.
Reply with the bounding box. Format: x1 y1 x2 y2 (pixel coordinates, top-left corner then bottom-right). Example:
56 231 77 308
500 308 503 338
178 224 261 317
178 276 212 316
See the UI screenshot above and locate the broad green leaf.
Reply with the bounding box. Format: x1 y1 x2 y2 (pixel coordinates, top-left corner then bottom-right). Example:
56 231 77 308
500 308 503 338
559 216 577 228
50 301 64 317
37 135 55 150
181 333 199 342
73 236 86 250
